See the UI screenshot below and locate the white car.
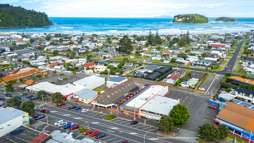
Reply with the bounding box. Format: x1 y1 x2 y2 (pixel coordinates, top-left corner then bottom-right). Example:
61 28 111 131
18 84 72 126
54 120 64 127
81 108 89 113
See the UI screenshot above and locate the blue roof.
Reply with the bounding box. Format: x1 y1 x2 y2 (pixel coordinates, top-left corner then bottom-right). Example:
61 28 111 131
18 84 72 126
109 76 127 82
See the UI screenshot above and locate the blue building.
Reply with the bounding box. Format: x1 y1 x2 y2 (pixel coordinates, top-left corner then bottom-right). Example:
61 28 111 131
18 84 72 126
215 102 254 143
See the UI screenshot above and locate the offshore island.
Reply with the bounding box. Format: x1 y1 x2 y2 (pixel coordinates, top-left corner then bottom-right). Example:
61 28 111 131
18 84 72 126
0 4 52 28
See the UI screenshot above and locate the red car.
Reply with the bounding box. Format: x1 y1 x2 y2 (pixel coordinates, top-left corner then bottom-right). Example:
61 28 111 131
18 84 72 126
40 109 49 113
84 130 93 136
121 140 128 143
88 130 100 137
70 124 80 130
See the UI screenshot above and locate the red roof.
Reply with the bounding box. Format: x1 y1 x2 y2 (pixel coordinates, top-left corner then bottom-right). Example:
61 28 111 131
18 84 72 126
210 43 225 48
84 62 95 69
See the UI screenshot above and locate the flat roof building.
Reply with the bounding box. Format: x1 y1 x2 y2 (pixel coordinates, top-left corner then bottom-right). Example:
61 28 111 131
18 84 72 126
0 107 29 137
140 96 179 120
73 75 105 90
26 81 84 96
125 85 168 110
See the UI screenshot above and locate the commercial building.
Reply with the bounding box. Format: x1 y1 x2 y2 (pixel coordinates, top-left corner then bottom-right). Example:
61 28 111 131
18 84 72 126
124 85 179 120
26 81 84 97
125 85 169 110
73 75 105 90
106 76 128 88
73 89 97 104
215 102 254 143
0 107 29 137
1 67 47 83
140 96 180 120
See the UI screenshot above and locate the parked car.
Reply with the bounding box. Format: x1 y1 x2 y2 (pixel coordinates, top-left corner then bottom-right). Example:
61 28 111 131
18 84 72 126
95 132 106 139
40 109 49 113
54 120 64 127
84 129 94 136
33 114 45 120
70 123 80 130
88 130 100 137
120 140 128 143
130 120 138 125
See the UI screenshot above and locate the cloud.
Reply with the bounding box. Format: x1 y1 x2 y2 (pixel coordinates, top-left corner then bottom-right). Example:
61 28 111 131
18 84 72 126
1 0 254 17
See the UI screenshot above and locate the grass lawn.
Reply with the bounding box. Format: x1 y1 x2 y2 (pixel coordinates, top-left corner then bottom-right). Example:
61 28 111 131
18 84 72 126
225 134 248 143
103 114 116 121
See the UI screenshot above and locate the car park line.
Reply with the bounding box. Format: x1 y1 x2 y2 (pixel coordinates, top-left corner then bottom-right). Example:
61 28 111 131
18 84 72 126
47 107 183 143
45 114 141 143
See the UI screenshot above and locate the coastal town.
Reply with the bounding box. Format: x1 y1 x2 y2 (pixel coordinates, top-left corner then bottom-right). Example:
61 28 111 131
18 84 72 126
0 29 254 143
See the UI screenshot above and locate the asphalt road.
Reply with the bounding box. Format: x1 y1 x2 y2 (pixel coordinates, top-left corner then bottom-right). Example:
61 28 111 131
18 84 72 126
218 41 243 74
46 105 188 143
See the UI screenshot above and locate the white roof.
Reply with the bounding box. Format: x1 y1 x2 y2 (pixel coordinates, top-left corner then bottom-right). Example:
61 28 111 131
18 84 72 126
73 75 105 90
126 85 168 109
27 82 84 96
0 107 26 124
140 96 179 116
75 89 97 100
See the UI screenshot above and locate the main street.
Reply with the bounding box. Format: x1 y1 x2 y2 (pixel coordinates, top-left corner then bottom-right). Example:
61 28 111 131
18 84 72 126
46 104 190 143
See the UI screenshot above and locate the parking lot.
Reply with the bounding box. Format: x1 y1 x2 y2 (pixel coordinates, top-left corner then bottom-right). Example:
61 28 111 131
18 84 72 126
167 88 216 132
44 104 185 143
1 126 40 143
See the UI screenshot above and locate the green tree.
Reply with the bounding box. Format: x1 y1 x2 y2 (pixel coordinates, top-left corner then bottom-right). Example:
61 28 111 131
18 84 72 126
7 97 21 108
5 83 14 92
20 101 35 115
158 116 174 133
118 35 133 54
52 50 58 56
37 90 47 101
198 123 228 141
217 125 229 140
169 104 189 126
51 92 64 105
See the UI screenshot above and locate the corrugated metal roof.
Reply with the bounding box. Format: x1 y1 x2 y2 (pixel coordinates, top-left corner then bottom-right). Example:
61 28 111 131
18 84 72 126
217 102 254 132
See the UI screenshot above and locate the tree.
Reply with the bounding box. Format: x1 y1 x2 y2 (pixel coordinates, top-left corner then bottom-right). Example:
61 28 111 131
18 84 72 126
20 101 35 115
118 35 133 54
51 92 64 105
7 97 21 108
37 90 47 101
198 123 228 141
169 104 189 126
217 125 229 140
158 116 174 133
5 83 14 92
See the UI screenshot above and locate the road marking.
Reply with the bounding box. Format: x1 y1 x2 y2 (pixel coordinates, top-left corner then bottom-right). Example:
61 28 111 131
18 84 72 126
111 127 119 130
74 117 83 120
63 114 71 117
91 122 99 124
149 138 159 141
51 110 58 113
129 132 138 135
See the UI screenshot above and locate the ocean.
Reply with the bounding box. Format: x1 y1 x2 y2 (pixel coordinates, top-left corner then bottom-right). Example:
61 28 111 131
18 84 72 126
1 17 254 34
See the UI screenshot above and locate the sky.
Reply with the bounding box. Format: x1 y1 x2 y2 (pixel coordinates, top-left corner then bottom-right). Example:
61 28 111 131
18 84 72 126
1 0 254 18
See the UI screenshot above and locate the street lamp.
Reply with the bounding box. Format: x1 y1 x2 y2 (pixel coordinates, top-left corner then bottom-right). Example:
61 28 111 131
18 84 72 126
144 132 147 143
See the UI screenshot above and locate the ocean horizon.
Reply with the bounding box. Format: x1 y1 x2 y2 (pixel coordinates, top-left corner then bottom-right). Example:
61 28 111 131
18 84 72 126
1 17 254 34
